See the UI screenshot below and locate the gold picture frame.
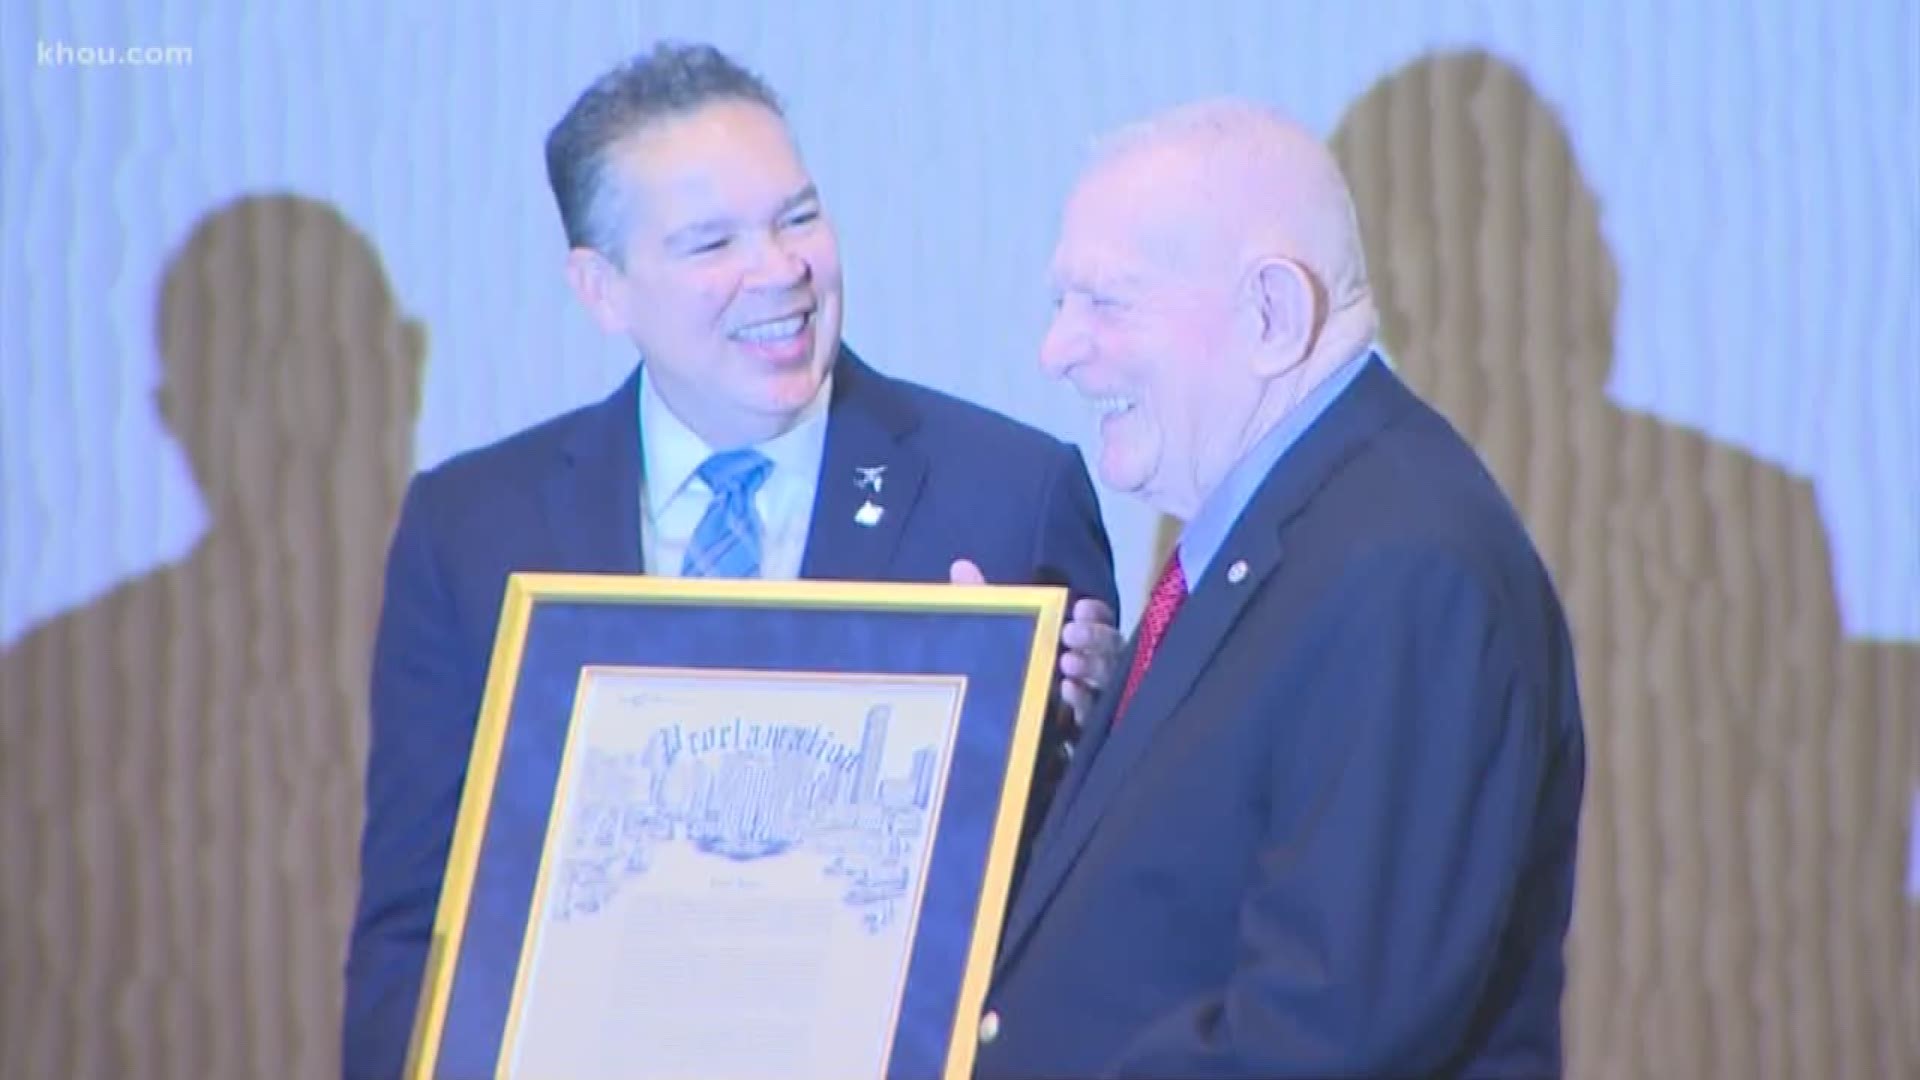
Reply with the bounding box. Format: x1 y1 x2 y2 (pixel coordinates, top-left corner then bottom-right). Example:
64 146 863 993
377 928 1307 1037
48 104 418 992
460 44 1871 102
406 573 1065 1080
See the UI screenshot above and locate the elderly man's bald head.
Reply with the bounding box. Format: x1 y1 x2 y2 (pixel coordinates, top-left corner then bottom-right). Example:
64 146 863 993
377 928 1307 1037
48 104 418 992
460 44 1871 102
1041 97 1381 519
1084 98 1373 315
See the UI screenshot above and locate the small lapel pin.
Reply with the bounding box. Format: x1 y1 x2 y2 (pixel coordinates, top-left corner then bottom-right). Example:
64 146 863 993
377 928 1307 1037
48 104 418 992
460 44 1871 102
1227 559 1249 584
855 465 886 494
855 500 885 527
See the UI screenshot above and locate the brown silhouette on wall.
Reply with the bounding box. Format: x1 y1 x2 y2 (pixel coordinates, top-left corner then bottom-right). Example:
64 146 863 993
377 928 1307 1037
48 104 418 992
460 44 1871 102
1326 50 1918 1080
0 194 425 1080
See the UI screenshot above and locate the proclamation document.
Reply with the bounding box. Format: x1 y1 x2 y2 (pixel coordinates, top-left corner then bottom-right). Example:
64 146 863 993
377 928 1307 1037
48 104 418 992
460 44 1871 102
501 668 967 1079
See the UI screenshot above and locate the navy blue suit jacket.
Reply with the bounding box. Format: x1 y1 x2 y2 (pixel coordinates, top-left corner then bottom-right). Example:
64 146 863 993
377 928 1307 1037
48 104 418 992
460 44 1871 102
976 360 1585 1079
340 348 1117 1079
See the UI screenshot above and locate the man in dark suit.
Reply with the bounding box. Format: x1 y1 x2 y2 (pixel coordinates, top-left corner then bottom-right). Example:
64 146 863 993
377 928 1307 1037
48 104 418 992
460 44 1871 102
975 99 1585 1078
339 43 1119 1079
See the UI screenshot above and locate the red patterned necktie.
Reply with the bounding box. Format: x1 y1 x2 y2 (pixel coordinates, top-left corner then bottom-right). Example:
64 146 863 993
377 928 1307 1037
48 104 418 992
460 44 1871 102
1114 554 1188 723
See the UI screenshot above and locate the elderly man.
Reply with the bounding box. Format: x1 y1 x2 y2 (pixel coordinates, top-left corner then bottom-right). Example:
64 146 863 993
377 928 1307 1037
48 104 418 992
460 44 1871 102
976 100 1586 1078
340 43 1120 1079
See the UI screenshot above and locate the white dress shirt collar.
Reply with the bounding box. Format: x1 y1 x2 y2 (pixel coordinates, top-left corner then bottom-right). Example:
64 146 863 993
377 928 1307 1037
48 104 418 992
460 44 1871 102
637 365 833 579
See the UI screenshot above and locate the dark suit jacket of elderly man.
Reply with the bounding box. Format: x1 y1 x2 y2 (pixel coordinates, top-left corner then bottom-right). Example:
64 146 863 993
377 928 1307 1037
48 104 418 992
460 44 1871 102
976 356 1585 1079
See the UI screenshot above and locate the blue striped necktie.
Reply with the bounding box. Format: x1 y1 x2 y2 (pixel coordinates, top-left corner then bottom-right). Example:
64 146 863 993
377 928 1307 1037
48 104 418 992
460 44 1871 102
681 449 773 578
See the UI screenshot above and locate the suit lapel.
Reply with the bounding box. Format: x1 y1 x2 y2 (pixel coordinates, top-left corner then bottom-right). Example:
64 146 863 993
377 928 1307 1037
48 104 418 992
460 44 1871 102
997 357 1416 971
997 530 1286 969
545 366 646 574
799 349 925 581
541 349 928 581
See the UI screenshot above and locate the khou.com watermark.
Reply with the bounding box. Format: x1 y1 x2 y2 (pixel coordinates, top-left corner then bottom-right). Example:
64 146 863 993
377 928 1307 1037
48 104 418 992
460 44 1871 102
37 40 194 68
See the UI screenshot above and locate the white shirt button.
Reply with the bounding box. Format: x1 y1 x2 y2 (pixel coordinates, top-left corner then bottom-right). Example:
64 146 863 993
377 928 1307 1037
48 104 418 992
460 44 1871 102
979 1009 1001 1044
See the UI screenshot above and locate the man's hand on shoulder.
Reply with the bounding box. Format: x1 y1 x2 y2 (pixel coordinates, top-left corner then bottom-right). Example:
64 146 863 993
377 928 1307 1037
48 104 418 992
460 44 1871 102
949 558 1121 730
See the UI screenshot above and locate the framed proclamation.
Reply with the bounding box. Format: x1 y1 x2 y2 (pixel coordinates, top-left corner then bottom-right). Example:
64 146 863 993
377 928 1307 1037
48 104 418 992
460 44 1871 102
404 572 1067 1080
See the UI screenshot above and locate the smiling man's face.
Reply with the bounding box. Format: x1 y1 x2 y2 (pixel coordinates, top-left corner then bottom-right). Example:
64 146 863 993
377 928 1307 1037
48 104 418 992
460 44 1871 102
583 98 844 447
1040 146 1262 516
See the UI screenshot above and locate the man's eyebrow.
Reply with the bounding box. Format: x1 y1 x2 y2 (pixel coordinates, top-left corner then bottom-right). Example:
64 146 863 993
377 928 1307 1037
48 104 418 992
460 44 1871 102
663 216 732 248
1055 269 1145 295
775 185 821 214
663 186 821 248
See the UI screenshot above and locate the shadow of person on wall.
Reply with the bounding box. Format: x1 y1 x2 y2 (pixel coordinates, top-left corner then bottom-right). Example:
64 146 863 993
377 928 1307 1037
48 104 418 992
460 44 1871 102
1328 49 1917 1080
0 193 426 1080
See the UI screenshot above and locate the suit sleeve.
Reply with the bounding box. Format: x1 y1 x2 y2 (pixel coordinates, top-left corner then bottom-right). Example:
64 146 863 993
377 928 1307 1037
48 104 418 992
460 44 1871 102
341 477 483 1080
1013 442 1120 853
1109 548 1552 1078
1030 440 1120 620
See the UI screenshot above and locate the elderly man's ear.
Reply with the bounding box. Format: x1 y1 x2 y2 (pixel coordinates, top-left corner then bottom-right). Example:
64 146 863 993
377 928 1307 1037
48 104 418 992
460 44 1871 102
1247 257 1323 375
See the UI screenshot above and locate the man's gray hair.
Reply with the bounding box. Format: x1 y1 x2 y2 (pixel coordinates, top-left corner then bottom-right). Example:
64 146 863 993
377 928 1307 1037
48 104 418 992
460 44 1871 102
1090 97 1306 166
1087 97 1373 307
545 42 784 259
